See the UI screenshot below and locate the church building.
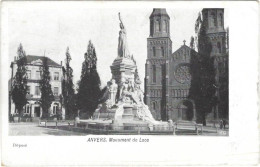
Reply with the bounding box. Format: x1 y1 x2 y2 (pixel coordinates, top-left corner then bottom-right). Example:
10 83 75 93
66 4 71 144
144 8 228 122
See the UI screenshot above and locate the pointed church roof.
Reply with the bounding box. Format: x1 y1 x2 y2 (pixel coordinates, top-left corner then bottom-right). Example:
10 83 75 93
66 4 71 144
150 8 170 19
172 44 198 56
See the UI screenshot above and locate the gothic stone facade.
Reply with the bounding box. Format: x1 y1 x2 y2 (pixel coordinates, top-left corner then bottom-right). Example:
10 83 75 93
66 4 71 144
145 8 228 122
10 55 64 119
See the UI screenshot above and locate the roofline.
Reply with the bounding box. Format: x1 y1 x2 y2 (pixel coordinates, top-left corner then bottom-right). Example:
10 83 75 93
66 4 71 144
11 61 62 68
172 45 198 55
149 8 170 19
11 55 62 68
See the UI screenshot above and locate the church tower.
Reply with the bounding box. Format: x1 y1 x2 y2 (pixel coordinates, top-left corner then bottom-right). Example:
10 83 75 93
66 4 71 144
144 8 172 121
202 8 226 56
201 8 229 120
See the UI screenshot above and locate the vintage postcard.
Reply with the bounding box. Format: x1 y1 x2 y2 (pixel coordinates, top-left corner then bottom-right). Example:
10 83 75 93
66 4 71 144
1 1 259 166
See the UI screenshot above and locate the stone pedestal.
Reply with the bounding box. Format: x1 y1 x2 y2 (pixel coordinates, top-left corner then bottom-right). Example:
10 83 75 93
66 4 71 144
110 58 136 85
122 105 134 120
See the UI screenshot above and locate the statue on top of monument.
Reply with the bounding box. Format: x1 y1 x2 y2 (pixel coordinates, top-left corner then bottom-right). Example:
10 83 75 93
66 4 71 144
118 12 131 59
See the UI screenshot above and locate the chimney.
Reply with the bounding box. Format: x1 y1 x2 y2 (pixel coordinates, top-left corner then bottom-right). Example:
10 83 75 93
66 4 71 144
61 61 62 66
14 56 16 61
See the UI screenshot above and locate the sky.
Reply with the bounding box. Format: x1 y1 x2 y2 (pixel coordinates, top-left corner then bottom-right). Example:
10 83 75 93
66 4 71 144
6 2 228 89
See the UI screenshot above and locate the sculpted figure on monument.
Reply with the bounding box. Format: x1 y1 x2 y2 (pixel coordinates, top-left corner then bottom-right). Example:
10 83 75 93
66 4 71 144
108 79 118 106
119 79 132 104
118 12 130 59
134 81 144 105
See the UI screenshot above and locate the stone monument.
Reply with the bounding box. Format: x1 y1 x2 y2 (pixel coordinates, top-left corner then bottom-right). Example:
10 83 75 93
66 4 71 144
80 13 169 131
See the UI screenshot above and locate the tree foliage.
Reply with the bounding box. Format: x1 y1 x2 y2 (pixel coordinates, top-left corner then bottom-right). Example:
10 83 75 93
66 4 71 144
39 57 54 119
62 47 77 119
189 13 216 125
77 41 102 118
11 44 28 118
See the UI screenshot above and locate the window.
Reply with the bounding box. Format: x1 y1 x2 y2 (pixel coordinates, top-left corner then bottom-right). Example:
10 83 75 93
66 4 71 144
26 86 30 94
152 102 156 110
24 104 31 114
210 12 216 27
54 72 59 81
153 47 156 57
217 42 222 53
36 71 41 80
155 20 160 32
14 108 18 114
152 65 156 83
177 90 181 98
219 13 223 26
53 103 59 115
35 86 40 96
162 20 167 32
54 87 59 96
26 70 31 79
159 20 161 32
161 47 164 57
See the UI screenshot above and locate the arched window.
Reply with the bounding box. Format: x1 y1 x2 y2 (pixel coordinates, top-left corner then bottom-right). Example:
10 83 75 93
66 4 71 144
153 47 156 57
166 21 168 33
152 65 156 83
155 20 160 32
161 47 164 57
152 102 156 110
219 13 223 26
162 20 167 32
177 89 181 98
53 103 59 115
210 12 216 27
159 20 161 32
217 42 222 53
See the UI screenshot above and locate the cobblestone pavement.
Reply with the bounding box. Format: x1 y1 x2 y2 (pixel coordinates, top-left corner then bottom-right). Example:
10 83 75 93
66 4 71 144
9 123 87 136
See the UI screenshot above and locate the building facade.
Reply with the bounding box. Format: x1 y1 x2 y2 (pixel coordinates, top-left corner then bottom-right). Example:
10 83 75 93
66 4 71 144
144 8 228 122
144 8 172 121
10 55 64 119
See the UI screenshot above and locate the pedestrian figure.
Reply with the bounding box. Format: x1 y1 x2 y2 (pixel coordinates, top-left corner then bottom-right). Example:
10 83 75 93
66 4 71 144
223 119 227 129
219 120 223 129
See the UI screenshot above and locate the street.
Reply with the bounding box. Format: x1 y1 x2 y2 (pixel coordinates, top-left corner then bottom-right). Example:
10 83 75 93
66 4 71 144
9 123 87 136
9 122 228 136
